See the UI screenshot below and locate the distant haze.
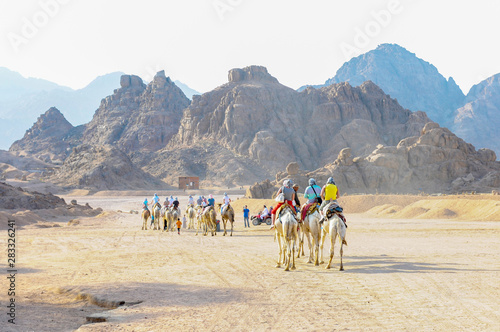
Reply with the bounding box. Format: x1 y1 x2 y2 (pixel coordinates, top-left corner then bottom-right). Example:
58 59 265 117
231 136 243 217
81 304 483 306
0 1 499 94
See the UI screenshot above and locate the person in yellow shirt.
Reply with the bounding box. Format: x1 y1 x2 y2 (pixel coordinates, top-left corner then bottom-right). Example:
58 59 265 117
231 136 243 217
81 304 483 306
320 177 339 207
176 219 182 235
320 177 347 226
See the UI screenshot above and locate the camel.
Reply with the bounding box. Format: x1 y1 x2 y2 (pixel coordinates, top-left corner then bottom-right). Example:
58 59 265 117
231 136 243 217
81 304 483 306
170 207 181 231
301 208 322 266
160 206 170 231
274 205 298 271
185 205 196 229
141 209 150 230
320 211 347 271
195 206 204 236
152 204 161 230
200 206 217 236
218 203 235 236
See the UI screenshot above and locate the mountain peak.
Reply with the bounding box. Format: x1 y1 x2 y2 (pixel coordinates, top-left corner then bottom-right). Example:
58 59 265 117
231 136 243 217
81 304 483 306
323 43 465 125
228 65 279 84
119 74 146 89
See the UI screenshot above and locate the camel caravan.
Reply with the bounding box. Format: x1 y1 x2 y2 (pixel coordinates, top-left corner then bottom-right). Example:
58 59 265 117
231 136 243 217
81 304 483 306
272 178 348 271
140 177 348 272
141 193 235 237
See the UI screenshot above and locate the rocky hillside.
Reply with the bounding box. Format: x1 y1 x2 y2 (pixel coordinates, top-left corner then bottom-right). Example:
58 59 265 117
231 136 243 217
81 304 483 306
452 74 500 154
0 181 66 209
48 144 167 190
9 107 82 163
162 65 429 185
306 44 465 125
82 71 190 152
249 122 499 196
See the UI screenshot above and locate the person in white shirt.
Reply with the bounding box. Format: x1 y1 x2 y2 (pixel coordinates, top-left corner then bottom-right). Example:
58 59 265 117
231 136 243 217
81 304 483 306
221 192 231 213
168 195 174 207
260 205 269 219
187 195 194 206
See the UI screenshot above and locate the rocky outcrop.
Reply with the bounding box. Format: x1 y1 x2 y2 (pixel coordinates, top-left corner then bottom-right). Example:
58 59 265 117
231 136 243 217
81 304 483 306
304 122 500 194
166 65 430 185
9 107 81 163
0 181 66 209
48 144 166 190
303 44 465 127
452 73 500 155
82 71 190 152
246 179 276 199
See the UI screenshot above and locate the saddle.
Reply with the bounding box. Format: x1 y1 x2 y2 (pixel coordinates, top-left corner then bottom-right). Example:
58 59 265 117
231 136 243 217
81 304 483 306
301 203 319 221
277 203 297 220
322 202 347 227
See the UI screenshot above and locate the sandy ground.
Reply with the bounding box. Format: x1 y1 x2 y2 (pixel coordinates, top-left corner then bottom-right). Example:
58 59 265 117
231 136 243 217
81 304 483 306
1 194 499 331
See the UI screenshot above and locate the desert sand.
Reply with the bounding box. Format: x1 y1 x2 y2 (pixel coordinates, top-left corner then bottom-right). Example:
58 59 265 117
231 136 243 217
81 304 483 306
1 193 499 331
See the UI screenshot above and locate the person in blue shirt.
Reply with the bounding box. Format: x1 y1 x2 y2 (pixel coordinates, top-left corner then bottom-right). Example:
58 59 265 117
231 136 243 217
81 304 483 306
243 205 250 228
304 178 322 204
208 194 215 207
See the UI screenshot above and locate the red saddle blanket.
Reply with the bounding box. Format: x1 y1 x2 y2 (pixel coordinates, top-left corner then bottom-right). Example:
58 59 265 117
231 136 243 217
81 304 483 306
301 203 319 221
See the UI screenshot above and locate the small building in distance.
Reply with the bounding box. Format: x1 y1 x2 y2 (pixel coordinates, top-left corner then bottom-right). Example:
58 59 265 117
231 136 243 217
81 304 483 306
179 176 199 190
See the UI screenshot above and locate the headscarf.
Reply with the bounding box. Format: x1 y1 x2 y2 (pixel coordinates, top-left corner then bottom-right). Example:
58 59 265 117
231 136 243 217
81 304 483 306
309 178 316 186
327 177 335 185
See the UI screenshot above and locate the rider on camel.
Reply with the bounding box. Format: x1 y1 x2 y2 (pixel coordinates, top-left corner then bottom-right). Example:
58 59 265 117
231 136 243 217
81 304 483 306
270 179 296 229
320 177 347 226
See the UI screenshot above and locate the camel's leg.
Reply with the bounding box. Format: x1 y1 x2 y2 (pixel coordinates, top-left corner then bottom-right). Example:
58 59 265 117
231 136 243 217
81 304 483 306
339 241 344 271
276 233 282 268
326 232 336 269
305 230 313 263
284 242 291 271
230 221 233 236
291 240 297 270
223 219 227 236
312 231 319 266
319 228 327 264
296 225 303 258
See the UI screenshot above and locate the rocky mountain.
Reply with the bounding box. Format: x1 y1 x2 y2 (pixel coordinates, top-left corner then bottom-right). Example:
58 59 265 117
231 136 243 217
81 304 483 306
0 67 71 101
301 44 465 127
9 107 83 163
8 65 497 192
0 70 122 150
154 65 430 186
48 144 167 190
249 122 500 196
0 150 55 181
82 71 190 153
452 74 500 154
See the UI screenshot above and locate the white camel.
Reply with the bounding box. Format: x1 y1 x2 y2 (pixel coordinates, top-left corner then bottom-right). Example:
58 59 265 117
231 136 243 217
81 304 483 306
170 207 181 231
186 205 196 229
275 205 298 271
302 208 322 266
195 206 205 236
320 212 347 271
152 204 161 230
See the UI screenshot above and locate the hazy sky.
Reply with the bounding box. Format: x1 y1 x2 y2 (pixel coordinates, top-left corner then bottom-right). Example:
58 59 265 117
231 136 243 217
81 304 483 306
1 0 499 94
